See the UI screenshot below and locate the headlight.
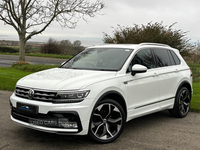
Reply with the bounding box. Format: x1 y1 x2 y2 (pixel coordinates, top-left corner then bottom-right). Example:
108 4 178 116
54 90 90 103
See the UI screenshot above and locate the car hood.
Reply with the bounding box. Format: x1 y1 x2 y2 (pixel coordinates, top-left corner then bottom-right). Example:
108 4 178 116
16 68 117 90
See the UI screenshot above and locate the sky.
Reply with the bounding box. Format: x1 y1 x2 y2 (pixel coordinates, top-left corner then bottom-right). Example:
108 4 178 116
0 0 200 47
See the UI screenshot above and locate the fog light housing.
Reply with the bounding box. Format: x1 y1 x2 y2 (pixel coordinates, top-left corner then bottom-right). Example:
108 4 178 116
58 118 77 129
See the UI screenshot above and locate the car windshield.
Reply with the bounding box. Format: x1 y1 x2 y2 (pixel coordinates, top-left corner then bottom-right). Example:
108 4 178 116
61 48 133 71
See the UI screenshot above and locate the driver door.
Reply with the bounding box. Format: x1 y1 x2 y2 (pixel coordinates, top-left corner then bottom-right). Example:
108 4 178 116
125 49 160 120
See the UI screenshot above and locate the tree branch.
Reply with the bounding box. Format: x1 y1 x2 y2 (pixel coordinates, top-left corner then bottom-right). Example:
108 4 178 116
8 0 21 28
0 0 105 48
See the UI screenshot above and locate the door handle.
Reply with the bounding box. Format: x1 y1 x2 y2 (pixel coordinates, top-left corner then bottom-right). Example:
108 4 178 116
152 73 158 77
175 69 179 73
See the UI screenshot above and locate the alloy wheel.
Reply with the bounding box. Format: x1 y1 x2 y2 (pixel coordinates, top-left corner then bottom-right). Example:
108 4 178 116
179 89 190 116
90 103 123 141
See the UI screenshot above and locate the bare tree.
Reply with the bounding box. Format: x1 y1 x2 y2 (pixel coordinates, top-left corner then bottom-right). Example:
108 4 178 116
41 38 61 54
73 40 83 54
0 0 104 61
73 40 81 47
60 39 73 54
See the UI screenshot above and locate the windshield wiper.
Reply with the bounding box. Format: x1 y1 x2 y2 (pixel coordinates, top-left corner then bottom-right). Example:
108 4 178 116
61 67 117 71
95 69 118 71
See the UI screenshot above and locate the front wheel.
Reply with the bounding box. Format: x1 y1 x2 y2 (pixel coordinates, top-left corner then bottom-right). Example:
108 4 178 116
169 87 191 118
88 99 125 143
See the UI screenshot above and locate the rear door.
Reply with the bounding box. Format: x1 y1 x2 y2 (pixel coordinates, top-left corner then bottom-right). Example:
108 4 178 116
152 48 179 109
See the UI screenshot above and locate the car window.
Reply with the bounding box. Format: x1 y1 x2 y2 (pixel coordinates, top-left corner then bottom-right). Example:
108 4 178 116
170 50 181 65
167 50 176 65
127 49 156 72
153 49 171 67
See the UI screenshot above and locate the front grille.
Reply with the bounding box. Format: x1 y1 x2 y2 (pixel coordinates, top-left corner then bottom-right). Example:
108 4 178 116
15 86 57 102
12 107 48 123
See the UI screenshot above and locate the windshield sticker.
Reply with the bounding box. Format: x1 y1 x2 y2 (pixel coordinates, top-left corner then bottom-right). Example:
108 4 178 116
125 49 130 52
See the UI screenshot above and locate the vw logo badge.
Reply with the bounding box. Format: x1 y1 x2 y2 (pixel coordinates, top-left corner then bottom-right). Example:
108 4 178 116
28 89 34 99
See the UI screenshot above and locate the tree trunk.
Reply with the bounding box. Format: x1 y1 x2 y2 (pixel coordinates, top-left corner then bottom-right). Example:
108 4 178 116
19 35 26 62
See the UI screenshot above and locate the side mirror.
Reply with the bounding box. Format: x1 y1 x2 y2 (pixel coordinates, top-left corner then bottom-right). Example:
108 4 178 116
131 64 147 76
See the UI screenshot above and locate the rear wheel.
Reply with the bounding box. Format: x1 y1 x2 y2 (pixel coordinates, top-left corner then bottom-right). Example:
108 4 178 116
88 99 125 143
169 87 191 118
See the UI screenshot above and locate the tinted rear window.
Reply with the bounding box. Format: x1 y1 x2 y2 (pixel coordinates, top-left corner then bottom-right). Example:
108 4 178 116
170 50 181 65
167 50 176 65
153 49 171 67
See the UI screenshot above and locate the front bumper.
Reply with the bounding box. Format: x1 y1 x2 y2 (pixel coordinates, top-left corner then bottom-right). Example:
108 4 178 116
11 116 79 133
11 108 82 133
10 93 92 135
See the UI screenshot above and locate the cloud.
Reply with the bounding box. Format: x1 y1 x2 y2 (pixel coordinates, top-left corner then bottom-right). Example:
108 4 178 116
0 35 9 37
0 0 200 46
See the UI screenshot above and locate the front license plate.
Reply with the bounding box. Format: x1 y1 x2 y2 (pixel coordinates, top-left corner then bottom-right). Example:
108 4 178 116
17 102 38 114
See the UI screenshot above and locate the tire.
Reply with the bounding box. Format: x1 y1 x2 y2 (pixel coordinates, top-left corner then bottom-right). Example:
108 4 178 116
88 99 125 143
169 87 191 118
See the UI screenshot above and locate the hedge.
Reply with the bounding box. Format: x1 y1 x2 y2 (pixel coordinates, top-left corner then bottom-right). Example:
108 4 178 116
0 46 19 53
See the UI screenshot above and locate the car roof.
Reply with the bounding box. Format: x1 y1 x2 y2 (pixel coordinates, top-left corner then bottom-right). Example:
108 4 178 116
89 44 139 49
88 43 172 50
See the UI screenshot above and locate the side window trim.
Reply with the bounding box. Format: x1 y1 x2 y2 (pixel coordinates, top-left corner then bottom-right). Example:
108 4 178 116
151 48 158 68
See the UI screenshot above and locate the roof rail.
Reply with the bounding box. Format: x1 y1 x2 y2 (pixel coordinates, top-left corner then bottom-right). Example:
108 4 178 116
139 43 171 47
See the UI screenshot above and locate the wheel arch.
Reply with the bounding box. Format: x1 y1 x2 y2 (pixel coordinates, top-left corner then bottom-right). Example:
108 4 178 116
176 81 192 99
97 91 127 120
169 80 192 118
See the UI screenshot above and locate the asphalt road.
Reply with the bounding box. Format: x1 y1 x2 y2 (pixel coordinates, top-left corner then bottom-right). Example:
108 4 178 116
0 91 200 150
0 55 66 67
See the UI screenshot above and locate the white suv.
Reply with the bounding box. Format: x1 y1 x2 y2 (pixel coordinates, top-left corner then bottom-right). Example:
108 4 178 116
10 43 193 143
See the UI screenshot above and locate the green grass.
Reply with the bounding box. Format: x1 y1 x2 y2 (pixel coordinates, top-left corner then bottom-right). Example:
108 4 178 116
0 67 31 91
0 52 72 59
188 63 200 82
11 62 59 72
0 63 58 91
26 53 72 59
190 83 200 113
